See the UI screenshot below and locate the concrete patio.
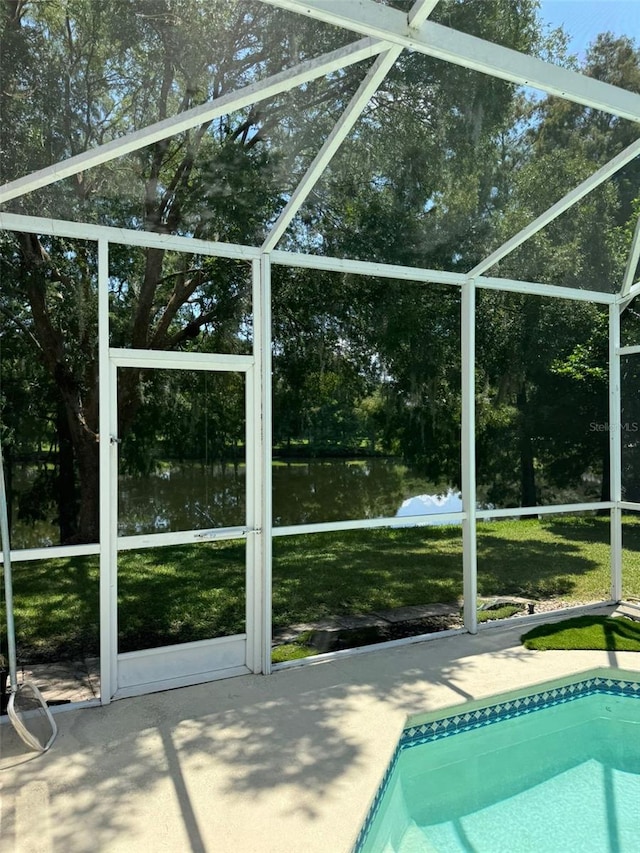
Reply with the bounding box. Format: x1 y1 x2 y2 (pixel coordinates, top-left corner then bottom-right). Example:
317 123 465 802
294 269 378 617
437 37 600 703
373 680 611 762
2 611 640 853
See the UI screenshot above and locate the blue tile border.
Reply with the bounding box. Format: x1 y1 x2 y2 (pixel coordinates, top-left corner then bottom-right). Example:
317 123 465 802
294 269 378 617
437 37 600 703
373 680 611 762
401 675 640 748
352 673 640 853
351 741 403 853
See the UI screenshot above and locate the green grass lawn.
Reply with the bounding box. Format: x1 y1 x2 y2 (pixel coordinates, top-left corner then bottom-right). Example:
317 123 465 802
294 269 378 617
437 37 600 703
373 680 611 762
521 615 640 651
4 515 640 663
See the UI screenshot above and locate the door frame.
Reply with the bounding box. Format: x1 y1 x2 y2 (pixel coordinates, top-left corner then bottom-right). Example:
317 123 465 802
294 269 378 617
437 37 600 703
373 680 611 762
99 347 260 700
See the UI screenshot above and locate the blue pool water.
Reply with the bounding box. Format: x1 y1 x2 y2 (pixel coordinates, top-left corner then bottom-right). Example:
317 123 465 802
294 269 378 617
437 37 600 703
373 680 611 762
355 671 640 853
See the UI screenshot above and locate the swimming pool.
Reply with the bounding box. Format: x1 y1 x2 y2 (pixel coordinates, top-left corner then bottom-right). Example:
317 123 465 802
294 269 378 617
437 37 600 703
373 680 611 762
354 669 640 852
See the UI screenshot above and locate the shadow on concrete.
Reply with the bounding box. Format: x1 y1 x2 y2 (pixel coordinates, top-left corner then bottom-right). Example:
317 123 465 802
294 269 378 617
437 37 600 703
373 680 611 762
0 617 622 852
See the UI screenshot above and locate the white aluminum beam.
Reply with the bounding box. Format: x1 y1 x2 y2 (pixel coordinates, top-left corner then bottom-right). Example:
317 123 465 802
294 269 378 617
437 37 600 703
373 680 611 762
98 239 115 703
620 280 640 310
461 278 477 634
108 348 253 371
1 210 617 304
117 527 247 552
261 0 640 122
475 501 614 520
0 212 260 260
257 254 273 675
272 249 617 302
261 0 401 42
248 260 265 674
0 543 101 563
618 344 640 357
271 249 464 284
619 279 640 313
621 214 640 298
408 0 441 29
619 294 636 313
469 137 640 278
476 275 616 304
0 38 383 205
272 513 465 538
106 358 119 700
244 361 259 673
609 303 623 601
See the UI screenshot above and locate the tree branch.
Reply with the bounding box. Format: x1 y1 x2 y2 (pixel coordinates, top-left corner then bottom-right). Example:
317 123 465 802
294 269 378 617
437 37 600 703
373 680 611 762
150 268 207 347
0 302 42 352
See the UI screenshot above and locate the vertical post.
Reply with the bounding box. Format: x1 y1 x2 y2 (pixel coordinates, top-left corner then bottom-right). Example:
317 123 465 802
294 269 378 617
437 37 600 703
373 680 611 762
245 352 258 671
610 302 622 601
261 254 273 674
462 278 478 633
246 258 265 673
252 255 273 674
98 239 117 702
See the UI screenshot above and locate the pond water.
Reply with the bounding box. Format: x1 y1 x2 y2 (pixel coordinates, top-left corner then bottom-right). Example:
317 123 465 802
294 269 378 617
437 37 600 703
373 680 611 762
11 458 455 547
120 458 457 534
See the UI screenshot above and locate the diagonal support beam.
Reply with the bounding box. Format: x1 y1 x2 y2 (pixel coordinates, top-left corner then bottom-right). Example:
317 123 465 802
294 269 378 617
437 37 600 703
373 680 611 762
468 137 640 279
621 280 640 306
408 0 441 29
262 47 399 251
261 0 640 122
262 0 438 252
620 214 640 298
0 38 383 206
619 280 640 314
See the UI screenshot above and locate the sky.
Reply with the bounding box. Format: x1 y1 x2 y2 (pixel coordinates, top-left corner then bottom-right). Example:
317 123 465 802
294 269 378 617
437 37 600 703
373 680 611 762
538 0 640 59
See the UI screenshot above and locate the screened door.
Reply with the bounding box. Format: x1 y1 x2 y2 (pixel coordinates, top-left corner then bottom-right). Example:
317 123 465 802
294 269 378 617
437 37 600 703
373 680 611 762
104 350 257 698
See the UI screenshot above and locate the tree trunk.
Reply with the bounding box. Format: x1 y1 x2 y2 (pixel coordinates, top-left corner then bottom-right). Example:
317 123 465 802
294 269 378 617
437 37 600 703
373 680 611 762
73 430 100 544
54 384 99 544
518 386 538 512
56 400 78 543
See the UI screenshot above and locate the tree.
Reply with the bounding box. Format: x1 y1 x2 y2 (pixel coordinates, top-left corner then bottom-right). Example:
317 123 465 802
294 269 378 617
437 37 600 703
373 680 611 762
475 289 609 507
0 0 360 542
4 0 637 542
274 0 547 486
477 33 640 506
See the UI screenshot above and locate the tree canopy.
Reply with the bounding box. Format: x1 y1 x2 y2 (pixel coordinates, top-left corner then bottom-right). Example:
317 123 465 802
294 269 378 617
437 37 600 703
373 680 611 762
1 0 639 544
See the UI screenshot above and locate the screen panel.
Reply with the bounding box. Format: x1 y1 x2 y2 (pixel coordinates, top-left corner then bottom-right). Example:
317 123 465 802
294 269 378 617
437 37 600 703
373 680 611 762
271 269 461 526
118 369 246 536
476 511 611 619
1 0 355 185
476 290 608 510
272 525 463 663
0 554 100 704
621 296 640 348
622 510 640 603
109 249 253 354
0 233 99 548
283 44 637 286
484 178 635 294
621 355 640 502
117 541 246 653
